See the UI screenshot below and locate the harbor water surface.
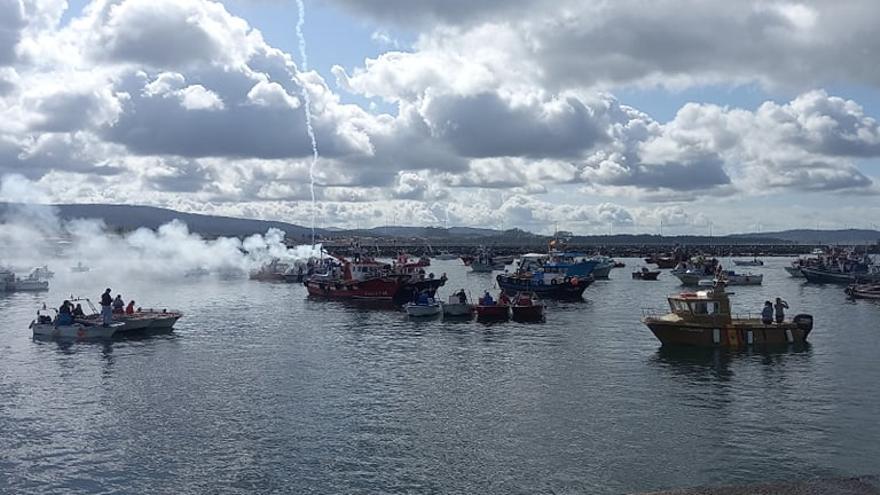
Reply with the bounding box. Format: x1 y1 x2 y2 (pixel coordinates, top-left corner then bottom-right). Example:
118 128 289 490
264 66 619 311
1 258 879 494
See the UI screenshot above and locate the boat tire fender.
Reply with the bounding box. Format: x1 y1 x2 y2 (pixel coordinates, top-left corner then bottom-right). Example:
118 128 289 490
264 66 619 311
563 276 571 284
550 278 557 285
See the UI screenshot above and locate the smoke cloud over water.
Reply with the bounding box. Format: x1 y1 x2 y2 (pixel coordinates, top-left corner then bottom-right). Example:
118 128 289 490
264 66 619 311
0 176 322 289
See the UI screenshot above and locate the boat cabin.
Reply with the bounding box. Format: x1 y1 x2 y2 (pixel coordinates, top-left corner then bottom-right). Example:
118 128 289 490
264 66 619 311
666 287 733 324
345 262 390 281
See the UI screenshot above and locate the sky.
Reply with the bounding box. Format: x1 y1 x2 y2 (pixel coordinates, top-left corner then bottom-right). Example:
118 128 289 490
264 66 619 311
1 0 880 236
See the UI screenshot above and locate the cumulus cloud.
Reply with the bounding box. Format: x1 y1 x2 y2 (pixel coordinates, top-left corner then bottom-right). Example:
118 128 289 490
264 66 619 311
1 0 879 234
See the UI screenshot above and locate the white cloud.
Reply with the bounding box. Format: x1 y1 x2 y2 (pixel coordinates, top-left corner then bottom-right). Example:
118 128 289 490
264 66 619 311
177 84 224 111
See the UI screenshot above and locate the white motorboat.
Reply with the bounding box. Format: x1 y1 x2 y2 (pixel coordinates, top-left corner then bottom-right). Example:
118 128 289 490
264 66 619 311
30 309 121 339
433 251 459 261
733 259 764 267
404 300 442 317
71 262 90 273
72 298 182 332
1 269 49 291
441 295 473 317
589 256 615 279
784 266 804 278
673 271 714 286
719 271 763 286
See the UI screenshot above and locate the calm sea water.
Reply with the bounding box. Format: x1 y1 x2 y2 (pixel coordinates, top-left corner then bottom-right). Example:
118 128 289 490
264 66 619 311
1 257 878 494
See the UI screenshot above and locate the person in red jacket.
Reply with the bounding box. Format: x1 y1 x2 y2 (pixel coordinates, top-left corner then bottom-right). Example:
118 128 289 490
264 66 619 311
125 300 135 315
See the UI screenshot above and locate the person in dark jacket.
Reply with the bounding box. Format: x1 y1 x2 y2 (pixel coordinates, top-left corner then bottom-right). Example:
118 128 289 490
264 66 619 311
761 301 773 325
100 288 113 326
72 304 85 318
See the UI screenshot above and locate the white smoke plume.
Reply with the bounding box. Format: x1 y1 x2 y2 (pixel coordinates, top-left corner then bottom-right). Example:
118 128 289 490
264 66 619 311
0 175 322 285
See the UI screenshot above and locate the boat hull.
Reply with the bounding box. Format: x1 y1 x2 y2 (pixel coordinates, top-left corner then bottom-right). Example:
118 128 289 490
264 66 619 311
31 323 118 339
511 305 544 322
784 266 805 278
846 284 880 300
643 319 811 348
306 277 402 301
442 303 473 317
405 303 442 317
801 267 878 284
674 272 713 286
496 275 592 300
475 305 509 322
591 264 613 279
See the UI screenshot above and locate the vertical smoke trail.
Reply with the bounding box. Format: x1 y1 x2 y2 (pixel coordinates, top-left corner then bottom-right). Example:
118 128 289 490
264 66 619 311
295 0 319 245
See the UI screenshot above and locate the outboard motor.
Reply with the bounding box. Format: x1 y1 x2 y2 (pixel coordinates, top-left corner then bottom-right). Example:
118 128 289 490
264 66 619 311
793 314 814 336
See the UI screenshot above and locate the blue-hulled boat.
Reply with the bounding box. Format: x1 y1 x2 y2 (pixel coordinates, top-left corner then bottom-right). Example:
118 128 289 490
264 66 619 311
497 252 596 300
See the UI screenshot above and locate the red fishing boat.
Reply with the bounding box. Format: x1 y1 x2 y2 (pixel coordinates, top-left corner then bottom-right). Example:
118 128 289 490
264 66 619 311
305 258 403 301
511 292 544 322
475 292 510 322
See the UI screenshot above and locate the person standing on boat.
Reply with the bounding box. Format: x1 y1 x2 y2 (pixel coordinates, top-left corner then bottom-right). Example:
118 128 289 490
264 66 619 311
761 301 773 325
126 300 136 315
72 303 85 318
58 300 73 326
774 297 789 324
100 288 113 327
112 294 125 313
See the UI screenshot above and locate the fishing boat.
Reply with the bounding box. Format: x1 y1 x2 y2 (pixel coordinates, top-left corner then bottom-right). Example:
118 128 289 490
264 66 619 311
845 283 880 300
510 292 544 322
642 283 814 348
496 272 592 300
73 299 182 331
632 267 661 280
1 269 49 292
673 270 714 286
720 271 763 286
612 260 626 268
249 259 291 282
441 294 474 317
404 299 442 317
305 258 404 301
475 293 510 322
30 308 122 339
433 251 458 261
801 266 880 284
645 255 677 269
733 258 764 267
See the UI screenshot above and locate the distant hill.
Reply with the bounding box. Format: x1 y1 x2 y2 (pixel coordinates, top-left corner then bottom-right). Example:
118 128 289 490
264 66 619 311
729 229 880 245
0 203 320 240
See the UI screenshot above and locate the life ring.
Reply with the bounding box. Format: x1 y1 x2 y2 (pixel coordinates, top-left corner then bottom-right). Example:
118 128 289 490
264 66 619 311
570 277 579 285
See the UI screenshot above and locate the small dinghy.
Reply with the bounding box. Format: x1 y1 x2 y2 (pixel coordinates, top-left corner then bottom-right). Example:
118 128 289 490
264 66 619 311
632 267 661 280
733 259 764 267
846 283 880 300
511 292 544 322
475 292 510 322
442 293 473 317
404 300 442 317
70 261 90 273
